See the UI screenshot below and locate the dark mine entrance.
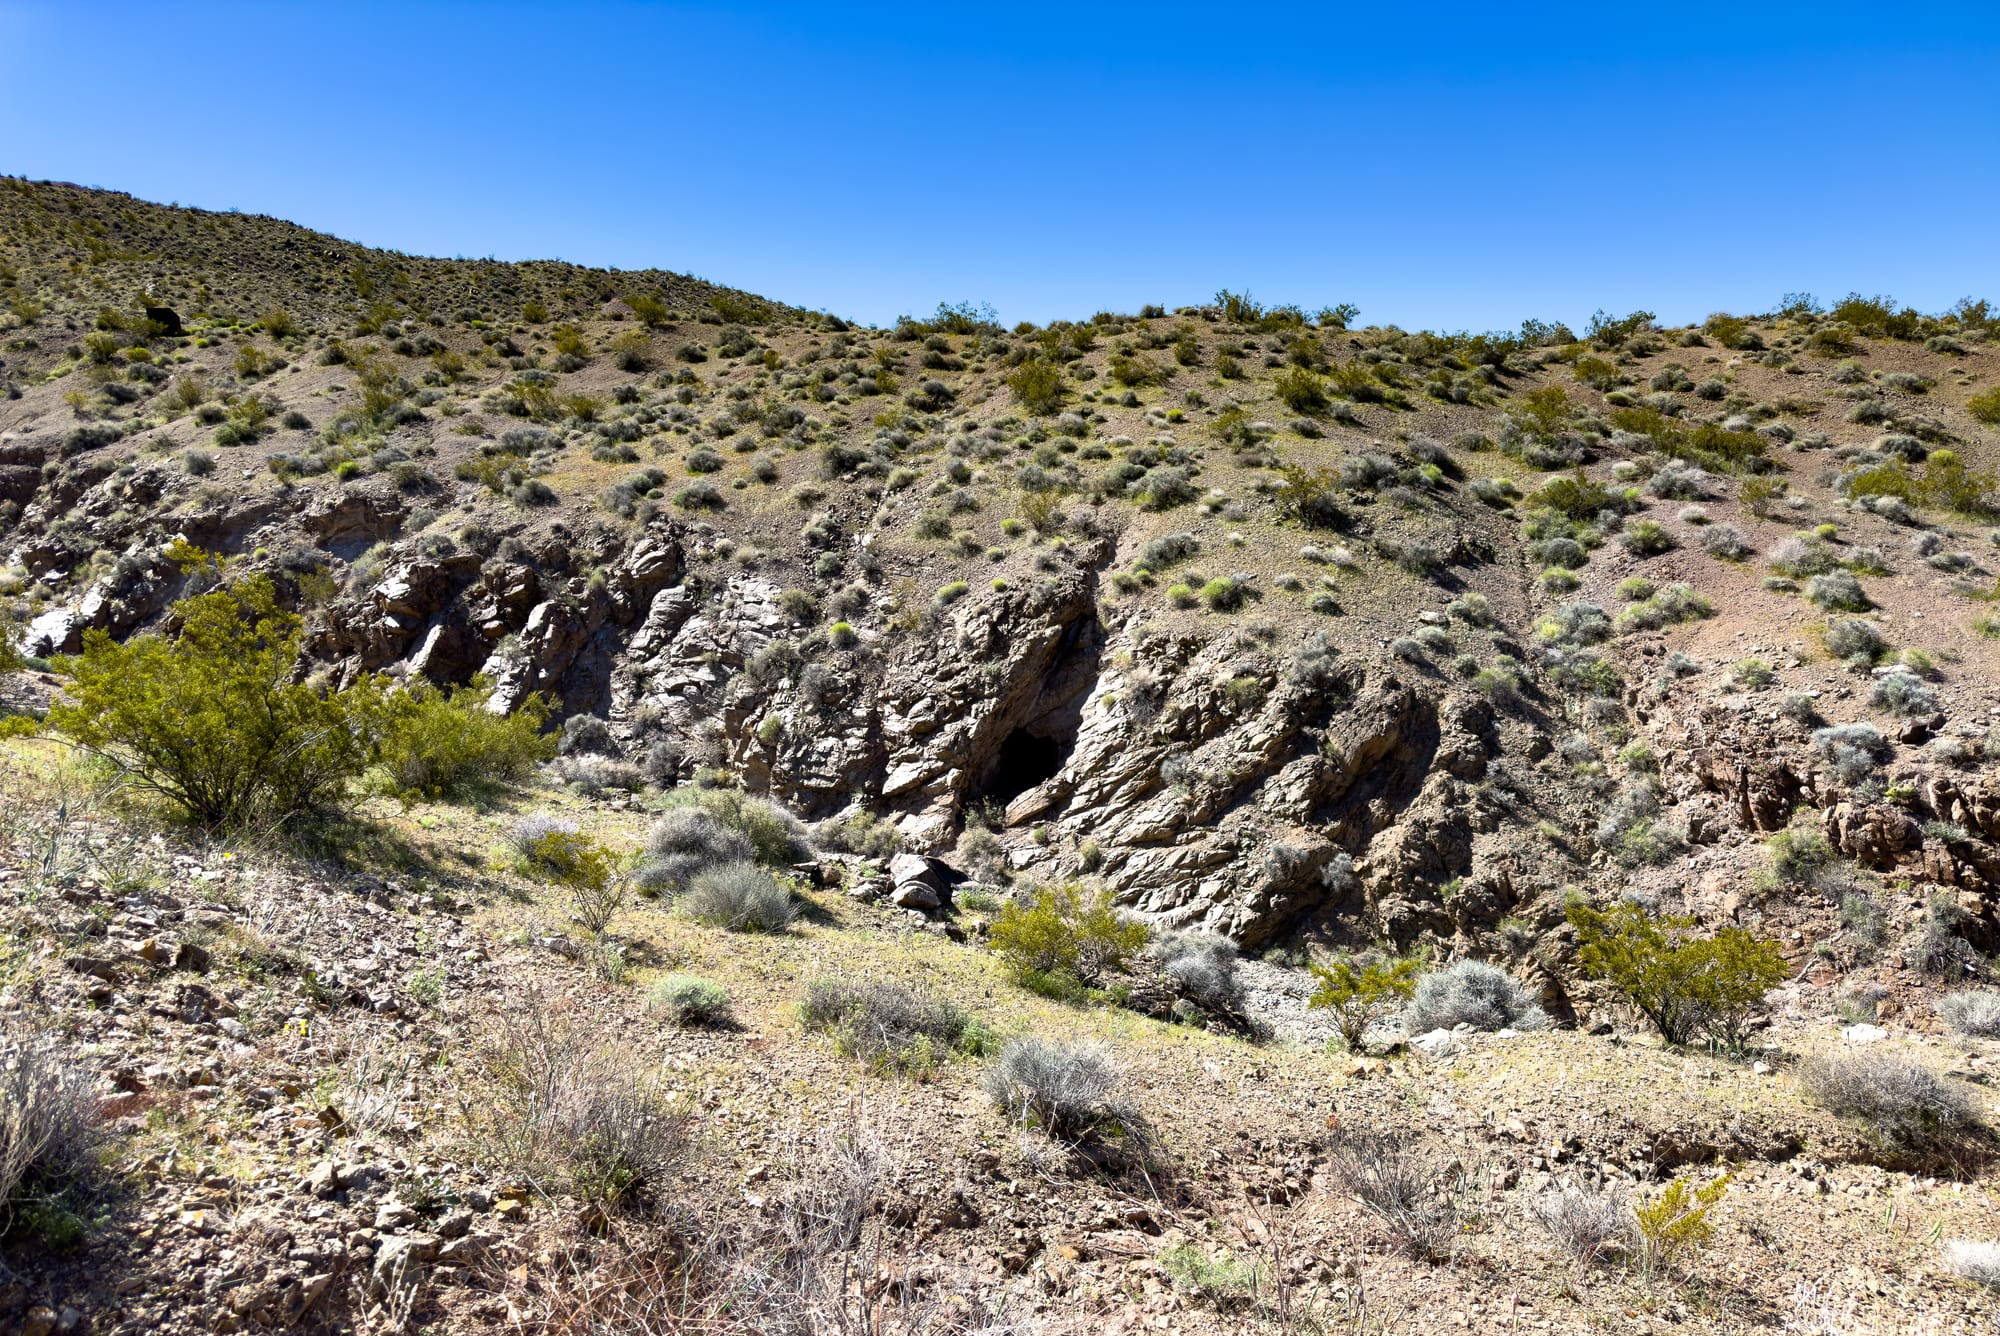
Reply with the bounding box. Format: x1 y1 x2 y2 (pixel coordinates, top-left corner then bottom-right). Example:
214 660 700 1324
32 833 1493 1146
977 727 1066 807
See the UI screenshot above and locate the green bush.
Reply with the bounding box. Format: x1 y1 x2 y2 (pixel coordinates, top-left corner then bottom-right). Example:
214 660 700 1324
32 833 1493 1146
1006 358 1067 415
1967 386 2000 426
1566 901 1786 1048
1273 367 1329 415
1533 472 1631 521
1610 406 1768 472
1275 465 1345 529
989 883 1149 996
646 975 731 1027
372 677 553 802
1308 955 1420 1049
48 575 382 829
1621 519 1674 555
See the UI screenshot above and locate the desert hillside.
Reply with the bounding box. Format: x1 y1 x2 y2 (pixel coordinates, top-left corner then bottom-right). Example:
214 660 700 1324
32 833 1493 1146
2 177 1999 1333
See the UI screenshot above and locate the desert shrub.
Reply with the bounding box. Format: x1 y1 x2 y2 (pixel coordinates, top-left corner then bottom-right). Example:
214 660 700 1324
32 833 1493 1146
1937 990 2000 1038
1610 405 1767 472
1309 955 1421 1049
675 481 724 510
1646 460 1713 500
1200 576 1246 611
554 755 645 796
1006 358 1067 414
1813 722 1893 783
1966 386 2000 426
1702 525 1752 560
1532 1184 1629 1265
1632 1173 1730 1281
0 1019 103 1246
1764 822 1837 887
1823 618 1888 665
1327 1128 1465 1261
1275 465 1346 528
1147 930 1244 1014
1274 367 1329 415
373 678 553 801
660 786 808 866
1139 532 1200 569
478 1002 692 1212
1871 669 1939 717
48 574 382 829
810 810 901 858
679 861 793 933
646 975 731 1027
1621 520 1674 556
1402 960 1546 1033
990 883 1148 996
559 714 617 757
1614 582 1714 635
1806 571 1871 611
1913 895 1984 981
636 808 752 895
1942 1240 2000 1290
1533 473 1627 521
983 1039 1135 1141
798 979 991 1075
1799 1051 1978 1149
1134 465 1197 510
1539 602 1611 647
1566 901 1786 1048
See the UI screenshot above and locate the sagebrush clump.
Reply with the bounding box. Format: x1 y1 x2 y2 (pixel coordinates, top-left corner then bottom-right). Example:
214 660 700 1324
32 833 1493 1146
1402 960 1547 1033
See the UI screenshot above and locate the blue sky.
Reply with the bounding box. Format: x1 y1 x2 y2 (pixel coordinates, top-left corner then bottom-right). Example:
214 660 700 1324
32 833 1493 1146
3 2 1998 331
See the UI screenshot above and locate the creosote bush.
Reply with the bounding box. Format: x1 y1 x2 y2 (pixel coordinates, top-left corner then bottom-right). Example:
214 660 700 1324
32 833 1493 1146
48 573 381 829
989 883 1149 998
1566 900 1786 1048
372 677 553 801
1308 954 1420 1049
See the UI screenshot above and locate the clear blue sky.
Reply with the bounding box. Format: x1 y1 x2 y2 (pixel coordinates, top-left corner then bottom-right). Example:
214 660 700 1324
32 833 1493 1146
4 2 1998 332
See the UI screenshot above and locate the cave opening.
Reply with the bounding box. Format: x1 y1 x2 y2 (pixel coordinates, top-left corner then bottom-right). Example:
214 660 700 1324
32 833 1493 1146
976 727 1067 807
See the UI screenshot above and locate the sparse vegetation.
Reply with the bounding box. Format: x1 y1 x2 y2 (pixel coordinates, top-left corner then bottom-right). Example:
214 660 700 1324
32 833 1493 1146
1566 901 1787 1048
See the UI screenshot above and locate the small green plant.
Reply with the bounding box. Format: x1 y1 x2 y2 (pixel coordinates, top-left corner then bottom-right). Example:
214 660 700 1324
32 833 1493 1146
1566 901 1786 1048
989 883 1149 998
1632 1173 1730 1280
405 967 444 1009
646 975 731 1027
1307 954 1421 1049
1160 1242 1261 1304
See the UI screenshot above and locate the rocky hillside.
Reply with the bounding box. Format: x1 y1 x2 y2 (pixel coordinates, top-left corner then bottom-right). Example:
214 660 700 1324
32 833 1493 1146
4 178 2000 1332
